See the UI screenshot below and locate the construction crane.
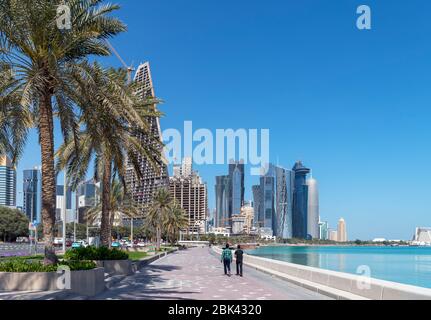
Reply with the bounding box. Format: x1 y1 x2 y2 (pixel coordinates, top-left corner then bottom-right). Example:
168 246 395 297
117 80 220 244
106 39 135 84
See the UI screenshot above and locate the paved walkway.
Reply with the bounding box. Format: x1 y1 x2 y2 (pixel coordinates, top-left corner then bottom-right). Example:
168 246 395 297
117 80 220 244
94 247 331 300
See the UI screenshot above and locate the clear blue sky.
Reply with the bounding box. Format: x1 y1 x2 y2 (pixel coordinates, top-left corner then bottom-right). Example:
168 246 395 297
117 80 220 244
15 0 431 240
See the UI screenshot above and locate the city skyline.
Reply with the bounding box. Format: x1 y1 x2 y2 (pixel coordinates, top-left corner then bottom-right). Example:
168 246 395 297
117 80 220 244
9 0 431 240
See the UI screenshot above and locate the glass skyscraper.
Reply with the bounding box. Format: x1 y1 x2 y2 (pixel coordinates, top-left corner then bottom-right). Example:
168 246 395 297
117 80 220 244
292 161 310 239
23 168 42 223
0 156 16 207
215 160 245 231
215 175 230 228
307 178 320 239
253 164 294 238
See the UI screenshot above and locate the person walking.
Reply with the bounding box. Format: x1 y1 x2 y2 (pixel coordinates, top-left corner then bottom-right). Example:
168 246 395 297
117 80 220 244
235 245 244 277
221 243 233 276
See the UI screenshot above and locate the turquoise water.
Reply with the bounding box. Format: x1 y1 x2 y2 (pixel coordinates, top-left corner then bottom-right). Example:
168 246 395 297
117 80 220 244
246 246 431 289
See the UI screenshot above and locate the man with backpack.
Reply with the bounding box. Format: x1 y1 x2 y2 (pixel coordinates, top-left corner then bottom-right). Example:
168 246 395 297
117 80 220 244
221 243 233 276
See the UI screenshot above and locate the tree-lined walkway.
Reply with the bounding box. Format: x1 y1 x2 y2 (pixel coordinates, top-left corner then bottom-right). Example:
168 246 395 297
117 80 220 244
94 247 331 300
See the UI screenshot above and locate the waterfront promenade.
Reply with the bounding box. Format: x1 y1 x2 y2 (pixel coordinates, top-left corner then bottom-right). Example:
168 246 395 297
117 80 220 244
94 247 330 300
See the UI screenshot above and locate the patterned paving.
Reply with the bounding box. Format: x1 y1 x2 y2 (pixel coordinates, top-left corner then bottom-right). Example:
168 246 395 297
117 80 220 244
94 247 331 300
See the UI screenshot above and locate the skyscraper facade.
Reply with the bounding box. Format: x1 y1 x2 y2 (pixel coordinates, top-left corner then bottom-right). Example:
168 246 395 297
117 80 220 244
77 180 98 224
319 220 329 240
252 185 262 227
337 218 347 242
253 164 294 238
292 161 310 239
126 62 169 214
215 175 230 229
0 155 16 207
169 158 207 234
55 185 73 223
307 178 320 239
23 167 41 223
215 160 245 231
228 160 245 217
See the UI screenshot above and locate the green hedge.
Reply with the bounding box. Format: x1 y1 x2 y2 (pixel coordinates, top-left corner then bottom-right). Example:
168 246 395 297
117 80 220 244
64 246 129 261
0 260 96 272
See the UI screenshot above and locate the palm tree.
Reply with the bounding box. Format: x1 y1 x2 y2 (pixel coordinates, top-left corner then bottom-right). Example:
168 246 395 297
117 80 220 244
164 203 188 245
0 65 31 161
146 188 172 251
86 180 143 228
0 0 127 263
56 65 163 247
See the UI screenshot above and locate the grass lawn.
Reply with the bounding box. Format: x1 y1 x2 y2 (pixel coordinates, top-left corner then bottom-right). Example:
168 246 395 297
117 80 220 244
127 251 148 261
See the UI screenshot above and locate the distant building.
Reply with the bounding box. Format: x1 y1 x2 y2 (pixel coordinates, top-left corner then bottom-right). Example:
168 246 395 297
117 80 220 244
241 203 254 234
306 178 319 239
23 167 41 223
413 228 431 243
372 238 387 243
329 230 338 241
56 185 73 223
252 185 262 227
215 160 245 230
0 155 16 207
76 180 98 224
169 158 207 234
337 218 347 242
292 161 311 239
215 175 230 229
319 220 329 240
231 214 246 235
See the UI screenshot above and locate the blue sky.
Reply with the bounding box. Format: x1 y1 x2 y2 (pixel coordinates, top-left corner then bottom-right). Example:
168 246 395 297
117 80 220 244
15 0 431 240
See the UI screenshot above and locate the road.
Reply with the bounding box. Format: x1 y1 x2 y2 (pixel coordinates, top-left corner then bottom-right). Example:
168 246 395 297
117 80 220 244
94 247 332 300
0 243 62 257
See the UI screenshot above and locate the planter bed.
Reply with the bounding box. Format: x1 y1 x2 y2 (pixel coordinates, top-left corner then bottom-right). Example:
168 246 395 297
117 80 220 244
95 260 133 276
0 267 105 297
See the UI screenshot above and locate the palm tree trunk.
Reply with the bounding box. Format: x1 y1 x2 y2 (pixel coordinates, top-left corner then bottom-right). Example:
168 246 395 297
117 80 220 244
100 158 112 247
39 92 58 265
156 226 161 251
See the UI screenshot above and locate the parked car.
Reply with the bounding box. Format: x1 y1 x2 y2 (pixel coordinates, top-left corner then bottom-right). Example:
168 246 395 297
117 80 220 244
53 237 63 246
136 242 146 248
111 241 122 248
65 239 73 247
71 240 88 249
16 237 29 243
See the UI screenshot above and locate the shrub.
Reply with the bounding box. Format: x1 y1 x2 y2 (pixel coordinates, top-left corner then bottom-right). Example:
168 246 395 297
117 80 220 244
64 246 129 261
0 259 96 272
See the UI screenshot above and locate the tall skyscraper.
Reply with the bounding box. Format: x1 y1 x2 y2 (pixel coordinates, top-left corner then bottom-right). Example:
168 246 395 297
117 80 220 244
125 62 169 213
55 185 73 223
254 164 294 238
169 158 207 234
318 220 329 240
215 175 230 228
23 167 41 223
307 178 320 239
292 161 310 239
337 218 347 242
215 160 245 231
76 179 98 224
0 155 16 207
252 185 262 227
229 160 245 217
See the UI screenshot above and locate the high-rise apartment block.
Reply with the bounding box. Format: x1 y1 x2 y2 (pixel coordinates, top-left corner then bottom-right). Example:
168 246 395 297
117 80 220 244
126 62 169 214
169 158 207 234
0 155 16 207
23 167 41 223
